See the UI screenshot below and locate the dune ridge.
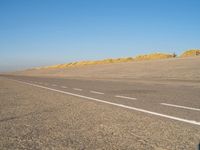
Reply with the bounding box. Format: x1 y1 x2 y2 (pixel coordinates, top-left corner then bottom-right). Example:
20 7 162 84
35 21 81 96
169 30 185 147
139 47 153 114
34 49 200 70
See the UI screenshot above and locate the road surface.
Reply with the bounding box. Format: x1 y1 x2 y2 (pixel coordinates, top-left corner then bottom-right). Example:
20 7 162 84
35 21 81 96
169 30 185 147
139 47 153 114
0 75 200 149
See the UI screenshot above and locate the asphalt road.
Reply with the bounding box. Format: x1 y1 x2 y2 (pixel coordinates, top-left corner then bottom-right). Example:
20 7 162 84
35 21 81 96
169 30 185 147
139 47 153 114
3 75 200 124
1 75 200 149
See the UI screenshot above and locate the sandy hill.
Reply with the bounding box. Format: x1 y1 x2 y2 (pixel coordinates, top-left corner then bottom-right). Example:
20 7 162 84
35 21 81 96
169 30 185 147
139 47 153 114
34 53 174 70
14 55 200 83
180 49 200 57
31 50 199 70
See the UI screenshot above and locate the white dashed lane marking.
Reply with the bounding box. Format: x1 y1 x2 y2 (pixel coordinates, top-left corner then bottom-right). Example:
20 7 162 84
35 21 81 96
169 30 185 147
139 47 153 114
61 86 67 88
73 88 83 91
115 95 137 100
90 90 104 95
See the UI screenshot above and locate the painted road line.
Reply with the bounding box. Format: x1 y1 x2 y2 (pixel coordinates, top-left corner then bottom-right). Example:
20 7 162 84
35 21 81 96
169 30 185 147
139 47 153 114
9 79 200 126
161 103 200 111
61 86 67 88
90 90 104 95
73 88 83 91
115 95 137 100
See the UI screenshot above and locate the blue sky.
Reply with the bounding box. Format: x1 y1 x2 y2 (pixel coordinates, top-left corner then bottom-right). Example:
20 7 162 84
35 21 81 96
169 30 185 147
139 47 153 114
0 0 200 72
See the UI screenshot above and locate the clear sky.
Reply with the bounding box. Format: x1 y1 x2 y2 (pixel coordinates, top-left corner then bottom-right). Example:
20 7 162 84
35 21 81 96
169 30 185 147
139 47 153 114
0 0 200 72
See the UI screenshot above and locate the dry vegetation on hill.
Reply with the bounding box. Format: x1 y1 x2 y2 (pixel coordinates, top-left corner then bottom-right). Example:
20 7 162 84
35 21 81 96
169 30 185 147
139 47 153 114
134 53 174 61
37 57 135 69
35 49 199 70
180 49 200 57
